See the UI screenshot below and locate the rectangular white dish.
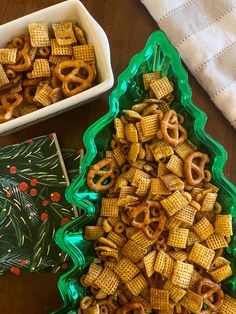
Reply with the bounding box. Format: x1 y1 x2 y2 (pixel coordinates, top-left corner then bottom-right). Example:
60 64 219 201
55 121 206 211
0 0 114 135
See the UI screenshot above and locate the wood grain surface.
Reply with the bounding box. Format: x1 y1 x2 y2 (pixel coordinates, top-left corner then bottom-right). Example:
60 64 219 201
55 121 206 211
0 0 235 313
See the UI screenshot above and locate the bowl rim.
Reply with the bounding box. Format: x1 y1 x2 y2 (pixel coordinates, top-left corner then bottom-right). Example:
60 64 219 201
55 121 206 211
53 30 236 314
0 0 114 135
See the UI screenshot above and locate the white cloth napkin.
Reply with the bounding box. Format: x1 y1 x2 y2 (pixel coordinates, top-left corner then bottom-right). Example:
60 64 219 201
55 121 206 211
141 0 236 129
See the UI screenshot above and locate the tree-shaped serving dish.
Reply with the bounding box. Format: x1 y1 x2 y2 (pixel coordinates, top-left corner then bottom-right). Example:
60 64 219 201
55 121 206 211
52 31 236 314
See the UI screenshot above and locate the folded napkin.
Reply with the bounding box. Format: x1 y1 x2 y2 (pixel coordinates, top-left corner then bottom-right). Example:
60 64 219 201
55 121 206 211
141 0 236 129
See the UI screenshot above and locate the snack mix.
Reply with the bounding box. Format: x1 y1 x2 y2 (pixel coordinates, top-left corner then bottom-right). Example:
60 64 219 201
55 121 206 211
0 21 97 123
77 74 235 314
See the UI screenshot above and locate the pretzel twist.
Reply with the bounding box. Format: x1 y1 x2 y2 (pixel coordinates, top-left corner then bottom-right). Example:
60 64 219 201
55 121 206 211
0 93 23 123
98 295 118 311
184 151 210 186
12 36 25 50
22 78 42 105
0 73 22 94
87 158 116 192
116 302 145 314
129 200 166 240
53 59 94 97
161 109 187 146
8 37 32 72
196 278 224 314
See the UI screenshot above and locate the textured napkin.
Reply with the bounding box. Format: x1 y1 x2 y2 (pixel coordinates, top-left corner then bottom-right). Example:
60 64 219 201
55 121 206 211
141 0 236 129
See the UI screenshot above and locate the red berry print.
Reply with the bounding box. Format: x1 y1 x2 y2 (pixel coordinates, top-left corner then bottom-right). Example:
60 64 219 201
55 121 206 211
10 266 21 275
20 259 27 266
18 182 28 192
6 190 13 197
41 213 48 221
60 217 70 226
26 138 33 144
30 188 38 196
42 200 49 206
30 178 38 186
61 263 68 270
51 192 61 202
9 166 17 174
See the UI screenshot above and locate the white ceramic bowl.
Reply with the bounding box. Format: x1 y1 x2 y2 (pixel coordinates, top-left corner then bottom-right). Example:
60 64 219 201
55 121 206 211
0 0 114 135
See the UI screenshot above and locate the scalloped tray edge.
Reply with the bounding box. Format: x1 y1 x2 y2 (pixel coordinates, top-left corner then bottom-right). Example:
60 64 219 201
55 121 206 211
52 31 236 314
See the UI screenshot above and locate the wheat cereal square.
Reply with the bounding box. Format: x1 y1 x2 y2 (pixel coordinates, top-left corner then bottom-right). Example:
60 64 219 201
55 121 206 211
126 273 148 296
114 257 140 283
180 290 203 313
188 242 215 270
73 44 95 64
187 230 201 246
100 198 119 217
161 173 185 191
114 117 125 139
0 64 9 87
0 48 17 64
121 240 147 262
206 233 228 250
28 23 50 47
31 59 51 78
136 121 154 142
125 123 139 143
113 147 126 166
160 190 189 216
201 192 218 211
128 142 140 163
175 205 197 227
143 250 157 278
136 178 151 197
215 215 233 237
150 77 173 99
94 266 120 294
174 139 197 160
107 231 127 247
84 263 103 286
167 228 189 249
192 217 214 241
210 264 232 283
84 226 104 240
166 154 184 177
219 294 236 314
33 83 52 106
150 288 169 310
150 178 171 196
143 71 161 90
140 114 160 137
150 140 174 161
131 230 156 248
154 250 175 278
51 39 73 56
171 261 194 289
52 21 77 46
163 280 186 303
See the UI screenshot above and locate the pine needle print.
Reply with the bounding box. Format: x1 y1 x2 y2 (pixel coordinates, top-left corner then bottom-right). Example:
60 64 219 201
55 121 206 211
0 134 76 276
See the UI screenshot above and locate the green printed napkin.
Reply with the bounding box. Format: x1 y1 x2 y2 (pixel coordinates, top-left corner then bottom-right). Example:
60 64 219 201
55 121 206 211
0 134 78 276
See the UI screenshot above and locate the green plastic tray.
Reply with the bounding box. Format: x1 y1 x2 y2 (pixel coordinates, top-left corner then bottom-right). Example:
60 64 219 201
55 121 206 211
52 31 236 314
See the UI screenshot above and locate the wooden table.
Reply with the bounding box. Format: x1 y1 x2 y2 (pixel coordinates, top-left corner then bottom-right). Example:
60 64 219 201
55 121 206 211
0 0 235 313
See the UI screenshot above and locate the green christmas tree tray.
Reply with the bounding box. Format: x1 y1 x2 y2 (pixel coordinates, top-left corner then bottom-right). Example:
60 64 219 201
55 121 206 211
52 31 236 313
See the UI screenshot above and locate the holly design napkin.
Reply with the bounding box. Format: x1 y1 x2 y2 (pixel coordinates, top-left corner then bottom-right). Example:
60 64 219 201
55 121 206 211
0 134 78 275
